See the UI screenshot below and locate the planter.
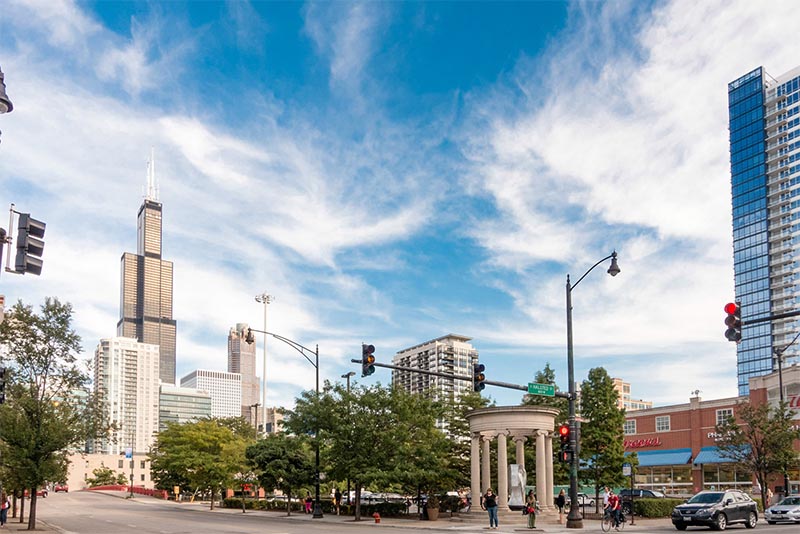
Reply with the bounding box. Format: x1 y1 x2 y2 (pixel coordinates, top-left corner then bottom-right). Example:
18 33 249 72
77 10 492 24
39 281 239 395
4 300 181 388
427 507 439 521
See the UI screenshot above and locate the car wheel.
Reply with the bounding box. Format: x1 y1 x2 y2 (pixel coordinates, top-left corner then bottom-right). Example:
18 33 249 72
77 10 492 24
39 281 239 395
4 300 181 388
744 511 757 528
714 513 727 531
674 524 687 531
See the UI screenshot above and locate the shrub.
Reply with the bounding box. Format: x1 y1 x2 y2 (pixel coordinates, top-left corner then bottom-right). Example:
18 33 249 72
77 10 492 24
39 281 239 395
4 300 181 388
633 498 683 517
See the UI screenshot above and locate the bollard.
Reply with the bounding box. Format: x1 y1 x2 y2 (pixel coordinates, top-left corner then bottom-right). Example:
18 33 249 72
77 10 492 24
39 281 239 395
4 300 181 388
373 512 381 523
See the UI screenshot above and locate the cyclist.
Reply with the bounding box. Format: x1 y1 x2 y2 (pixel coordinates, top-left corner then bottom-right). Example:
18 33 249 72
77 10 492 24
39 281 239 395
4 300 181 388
607 490 622 530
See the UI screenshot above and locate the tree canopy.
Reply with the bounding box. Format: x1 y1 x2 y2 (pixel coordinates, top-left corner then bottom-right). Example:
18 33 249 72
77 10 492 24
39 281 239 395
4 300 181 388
0 297 109 530
246 433 314 515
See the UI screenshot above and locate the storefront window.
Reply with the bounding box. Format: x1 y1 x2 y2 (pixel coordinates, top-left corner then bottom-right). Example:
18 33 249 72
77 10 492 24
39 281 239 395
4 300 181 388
635 466 693 494
702 465 752 490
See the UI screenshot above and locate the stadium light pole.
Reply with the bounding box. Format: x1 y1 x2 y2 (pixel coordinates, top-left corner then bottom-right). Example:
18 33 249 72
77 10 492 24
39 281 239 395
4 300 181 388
565 251 620 529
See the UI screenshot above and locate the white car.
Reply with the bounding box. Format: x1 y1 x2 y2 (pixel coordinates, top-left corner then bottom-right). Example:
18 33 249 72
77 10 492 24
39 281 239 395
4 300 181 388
765 495 800 524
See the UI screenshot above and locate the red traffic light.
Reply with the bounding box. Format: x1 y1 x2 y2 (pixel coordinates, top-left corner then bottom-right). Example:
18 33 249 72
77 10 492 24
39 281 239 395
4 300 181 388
724 302 738 315
558 425 569 437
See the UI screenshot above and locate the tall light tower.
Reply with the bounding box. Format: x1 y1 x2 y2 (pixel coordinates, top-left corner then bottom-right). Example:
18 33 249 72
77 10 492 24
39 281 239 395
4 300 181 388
255 292 274 435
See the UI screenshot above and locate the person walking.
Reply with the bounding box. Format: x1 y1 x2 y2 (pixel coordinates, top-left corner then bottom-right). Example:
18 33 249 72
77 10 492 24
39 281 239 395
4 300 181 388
526 490 539 529
334 487 342 515
304 492 313 514
481 488 499 529
0 491 8 527
555 488 567 524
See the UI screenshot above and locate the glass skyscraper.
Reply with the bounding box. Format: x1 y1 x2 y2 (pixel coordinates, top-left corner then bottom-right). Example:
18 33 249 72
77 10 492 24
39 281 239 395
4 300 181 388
117 157 177 384
729 65 800 394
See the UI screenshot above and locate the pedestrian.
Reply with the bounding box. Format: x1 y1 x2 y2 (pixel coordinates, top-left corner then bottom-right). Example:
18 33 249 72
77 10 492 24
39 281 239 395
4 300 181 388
481 487 499 529
555 488 567 524
334 487 342 515
304 492 313 514
526 490 539 529
766 487 773 505
0 491 8 527
602 486 611 510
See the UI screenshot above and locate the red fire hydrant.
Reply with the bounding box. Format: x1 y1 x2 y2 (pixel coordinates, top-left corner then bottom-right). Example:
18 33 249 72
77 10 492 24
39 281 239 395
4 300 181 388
373 512 381 523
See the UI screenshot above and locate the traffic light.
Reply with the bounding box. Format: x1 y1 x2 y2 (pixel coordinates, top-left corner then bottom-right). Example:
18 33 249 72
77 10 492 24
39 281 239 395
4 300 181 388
15 213 46 275
559 449 573 463
724 302 742 342
473 363 486 392
0 367 6 404
361 344 375 377
558 423 570 449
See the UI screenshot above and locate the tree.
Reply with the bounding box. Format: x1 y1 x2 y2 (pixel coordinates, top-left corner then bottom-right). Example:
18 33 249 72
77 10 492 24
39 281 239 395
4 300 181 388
282 381 456 521
246 433 314 515
86 465 129 487
578 367 626 510
0 298 110 530
149 419 251 509
715 400 800 507
441 391 491 489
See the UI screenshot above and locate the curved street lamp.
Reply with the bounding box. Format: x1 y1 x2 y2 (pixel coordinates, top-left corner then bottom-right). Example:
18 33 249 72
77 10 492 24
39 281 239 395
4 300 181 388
566 251 620 529
245 327 324 519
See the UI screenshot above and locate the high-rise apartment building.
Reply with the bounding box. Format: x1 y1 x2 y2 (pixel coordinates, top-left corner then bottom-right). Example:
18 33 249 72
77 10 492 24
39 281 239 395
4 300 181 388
159 384 213 431
180 369 242 419
93 337 160 455
392 334 479 433
611 377 653 411
228 323 259 423
117 155 177 384
728 65 800 394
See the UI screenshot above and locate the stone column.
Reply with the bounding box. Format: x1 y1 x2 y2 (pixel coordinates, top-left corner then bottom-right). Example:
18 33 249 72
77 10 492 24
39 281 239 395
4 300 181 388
497 432 510 511
481 433 493 494
545 432 555 509
513 434 527 472
470 434 481 509
535 430 547 510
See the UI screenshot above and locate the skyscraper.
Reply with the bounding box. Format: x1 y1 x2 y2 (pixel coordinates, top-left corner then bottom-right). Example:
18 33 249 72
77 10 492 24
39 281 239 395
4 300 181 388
729 65 800 394
228 323 260 424
117 153 177 384
179 369 242 418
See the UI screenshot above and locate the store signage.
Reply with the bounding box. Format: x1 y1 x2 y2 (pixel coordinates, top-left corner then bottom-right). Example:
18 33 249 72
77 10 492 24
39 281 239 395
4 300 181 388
623 437 662 449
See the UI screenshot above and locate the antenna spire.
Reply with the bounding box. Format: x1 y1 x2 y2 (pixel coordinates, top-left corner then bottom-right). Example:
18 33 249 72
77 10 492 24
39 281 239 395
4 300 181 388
146 147 159 201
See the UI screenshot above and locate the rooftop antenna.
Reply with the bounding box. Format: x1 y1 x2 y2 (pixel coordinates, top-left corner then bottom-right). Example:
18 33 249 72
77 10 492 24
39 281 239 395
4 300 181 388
691 389 701 397
146 147 159 201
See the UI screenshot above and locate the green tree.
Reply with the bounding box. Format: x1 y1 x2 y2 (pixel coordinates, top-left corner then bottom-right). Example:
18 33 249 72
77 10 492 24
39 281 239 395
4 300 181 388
86 465 128 487
0 298 110 530
246 433 315 515
715 400 800 507
442 391 490 489
149 419 251 509
578 367 626 507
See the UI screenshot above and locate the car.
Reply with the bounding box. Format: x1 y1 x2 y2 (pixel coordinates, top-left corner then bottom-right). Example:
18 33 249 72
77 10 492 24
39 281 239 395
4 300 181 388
22 489 48 498
764 495 800 524
619 488 665 515
565 493 596 507
671 489 758 531
54 484 68 493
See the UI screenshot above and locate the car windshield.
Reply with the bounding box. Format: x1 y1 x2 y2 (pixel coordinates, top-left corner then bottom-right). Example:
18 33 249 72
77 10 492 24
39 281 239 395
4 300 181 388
688 492 723 504
778 497 800 506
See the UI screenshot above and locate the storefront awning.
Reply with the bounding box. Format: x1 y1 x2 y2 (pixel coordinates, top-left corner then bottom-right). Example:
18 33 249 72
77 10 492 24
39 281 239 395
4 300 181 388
693 446 749 465
627 448 692 467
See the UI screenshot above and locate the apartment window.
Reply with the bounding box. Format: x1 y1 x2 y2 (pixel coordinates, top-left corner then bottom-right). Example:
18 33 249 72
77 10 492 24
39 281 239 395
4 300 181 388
624 420 637 435
656 416 670 432
140 474 145 481
118 460 123 469
140 460 146 469
716 408 734 426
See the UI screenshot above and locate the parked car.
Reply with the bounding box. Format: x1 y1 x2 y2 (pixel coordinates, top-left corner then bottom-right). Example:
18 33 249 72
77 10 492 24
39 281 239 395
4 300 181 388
764 495 800 524
22 489 48 498
671 489 758 531
54 484 69 493
565 493 595 507
619 488 665 515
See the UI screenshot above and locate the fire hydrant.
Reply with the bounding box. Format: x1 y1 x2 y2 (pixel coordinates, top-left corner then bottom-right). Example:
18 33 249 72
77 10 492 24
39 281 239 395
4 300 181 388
373 512 381 523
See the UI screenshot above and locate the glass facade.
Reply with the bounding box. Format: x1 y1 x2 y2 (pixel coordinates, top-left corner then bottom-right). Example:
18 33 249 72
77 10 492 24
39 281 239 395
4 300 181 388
729 66 800 394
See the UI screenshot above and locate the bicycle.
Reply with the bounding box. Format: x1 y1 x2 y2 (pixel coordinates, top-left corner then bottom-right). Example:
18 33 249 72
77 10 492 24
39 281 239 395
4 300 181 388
601 509 627 532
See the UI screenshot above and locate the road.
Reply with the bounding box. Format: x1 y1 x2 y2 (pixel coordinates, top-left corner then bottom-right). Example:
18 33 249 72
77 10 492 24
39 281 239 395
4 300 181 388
29 491 800 534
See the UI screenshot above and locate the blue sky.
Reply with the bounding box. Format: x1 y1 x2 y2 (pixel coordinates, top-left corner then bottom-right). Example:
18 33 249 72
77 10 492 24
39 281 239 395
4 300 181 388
2 0 800 409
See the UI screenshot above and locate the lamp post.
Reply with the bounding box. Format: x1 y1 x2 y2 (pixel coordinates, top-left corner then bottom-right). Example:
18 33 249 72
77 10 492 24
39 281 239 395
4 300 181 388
246 327 323 518
566 251 620 529
341 371 356 505
255 293 274 436
773 333 799 498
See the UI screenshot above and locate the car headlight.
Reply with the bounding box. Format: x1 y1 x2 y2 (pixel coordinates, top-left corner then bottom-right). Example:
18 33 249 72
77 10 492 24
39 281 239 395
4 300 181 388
695 509 712 516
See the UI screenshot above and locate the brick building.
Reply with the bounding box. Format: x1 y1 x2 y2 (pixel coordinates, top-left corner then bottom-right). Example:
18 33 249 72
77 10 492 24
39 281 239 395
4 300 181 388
621 365 800 497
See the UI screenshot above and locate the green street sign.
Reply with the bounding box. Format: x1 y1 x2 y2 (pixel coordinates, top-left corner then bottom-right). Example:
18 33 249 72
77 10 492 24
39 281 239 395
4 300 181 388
527 382 555 396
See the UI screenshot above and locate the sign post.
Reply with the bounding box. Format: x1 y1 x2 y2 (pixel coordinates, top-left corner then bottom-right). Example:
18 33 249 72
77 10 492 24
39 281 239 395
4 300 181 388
622 462 635 525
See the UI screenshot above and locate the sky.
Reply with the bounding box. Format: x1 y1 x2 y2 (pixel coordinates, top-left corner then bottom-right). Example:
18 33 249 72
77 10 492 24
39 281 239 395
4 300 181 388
1 0 799 410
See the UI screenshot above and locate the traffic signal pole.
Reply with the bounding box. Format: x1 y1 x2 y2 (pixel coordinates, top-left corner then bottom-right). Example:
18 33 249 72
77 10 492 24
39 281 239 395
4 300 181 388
348 359 572 398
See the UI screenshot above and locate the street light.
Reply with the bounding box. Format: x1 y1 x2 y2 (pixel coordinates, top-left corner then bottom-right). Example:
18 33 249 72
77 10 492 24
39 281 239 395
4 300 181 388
0 66 12 144
246 327 323 518
341 371 356 505
255 293 274 436
565 251 620 529
773 332 799 498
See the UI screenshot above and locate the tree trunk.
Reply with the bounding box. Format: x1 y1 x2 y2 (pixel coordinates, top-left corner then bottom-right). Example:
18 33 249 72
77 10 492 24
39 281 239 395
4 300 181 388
286 486 292 516
210 488 215 510
18 492 24 523
27 488 36 530
355 483 362 521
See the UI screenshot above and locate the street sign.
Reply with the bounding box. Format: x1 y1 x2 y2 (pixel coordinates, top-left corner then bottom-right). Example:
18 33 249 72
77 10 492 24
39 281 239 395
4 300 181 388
622 462 632 476
527 382 555 396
